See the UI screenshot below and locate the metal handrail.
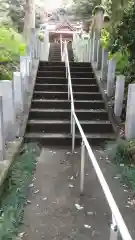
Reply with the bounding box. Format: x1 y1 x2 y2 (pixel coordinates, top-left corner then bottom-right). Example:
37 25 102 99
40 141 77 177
60 35 63 61
63 40 132 240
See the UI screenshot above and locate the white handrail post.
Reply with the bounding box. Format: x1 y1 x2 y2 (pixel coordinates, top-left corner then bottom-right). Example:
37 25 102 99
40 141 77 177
60 34 62 61
68 76 70 100
72 115 75 152
80 141 85 195
110 215 119 240
70 110 73 134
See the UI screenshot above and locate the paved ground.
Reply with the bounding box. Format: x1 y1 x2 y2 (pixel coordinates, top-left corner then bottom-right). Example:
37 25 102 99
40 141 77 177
20 147 135 240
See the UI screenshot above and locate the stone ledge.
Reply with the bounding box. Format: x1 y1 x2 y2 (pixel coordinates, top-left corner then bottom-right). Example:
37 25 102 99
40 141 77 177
0 138 23 192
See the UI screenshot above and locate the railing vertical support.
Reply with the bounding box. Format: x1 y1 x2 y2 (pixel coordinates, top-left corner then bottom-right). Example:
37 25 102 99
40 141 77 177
72 116 75 153
70 107 73 134
110 215 119 240
68 73 70 100
80 141 85 195
60 34 62 61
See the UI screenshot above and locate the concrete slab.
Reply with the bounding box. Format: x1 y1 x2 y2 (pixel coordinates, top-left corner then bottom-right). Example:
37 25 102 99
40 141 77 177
19 147 135 240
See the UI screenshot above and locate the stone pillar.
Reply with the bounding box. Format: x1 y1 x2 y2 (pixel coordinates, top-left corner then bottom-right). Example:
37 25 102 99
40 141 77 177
90 36 93 62
114 75 125 117
20 56 30 93
13 72 24 117
107 58 116 97
88 38 91 62
96 40 102 70
36 38 40 59
92 32 95 62
92 31 100 63
101 48 108 81
35 35 40 59
0 96 5 161
125 84 135 139
0 81 16 141
40 41 46 61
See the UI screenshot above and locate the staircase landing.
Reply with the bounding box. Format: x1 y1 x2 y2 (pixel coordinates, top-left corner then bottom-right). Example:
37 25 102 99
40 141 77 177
20 147 135 240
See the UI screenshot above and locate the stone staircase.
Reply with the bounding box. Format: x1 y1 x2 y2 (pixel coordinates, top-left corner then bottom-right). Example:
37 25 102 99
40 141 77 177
49 43 61 61
25 44 115 146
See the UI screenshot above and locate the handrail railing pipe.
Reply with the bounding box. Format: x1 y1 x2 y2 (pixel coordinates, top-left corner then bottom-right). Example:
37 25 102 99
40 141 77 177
62 39 133 240
60 34 63 61
80 141 85 194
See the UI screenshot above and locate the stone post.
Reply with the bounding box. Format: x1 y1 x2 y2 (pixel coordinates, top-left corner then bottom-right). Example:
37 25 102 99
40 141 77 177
96 40 102 70
101 48 108 81
0 80 16 141
92 32 95 62
88 38 91 62
92 31 100 63
114 75 125 117
0 96 5 161
13 72 24 117
125 84 135 139
107 58 116 97
90 36 93 62
40 41 46 61
20 56 30 93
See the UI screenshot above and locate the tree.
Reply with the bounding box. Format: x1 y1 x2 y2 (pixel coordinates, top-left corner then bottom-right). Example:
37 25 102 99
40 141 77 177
103 0 130 23
72 0 101 19
23 0 35 41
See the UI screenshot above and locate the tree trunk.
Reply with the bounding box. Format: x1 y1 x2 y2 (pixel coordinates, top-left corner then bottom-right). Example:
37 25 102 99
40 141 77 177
23 0 35 42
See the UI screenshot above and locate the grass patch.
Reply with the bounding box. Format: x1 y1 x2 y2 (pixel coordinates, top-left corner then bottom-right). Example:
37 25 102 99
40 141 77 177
0 142 40 239
106 139 135 192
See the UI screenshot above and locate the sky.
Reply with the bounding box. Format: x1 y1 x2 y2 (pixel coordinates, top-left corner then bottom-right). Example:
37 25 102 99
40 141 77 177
36 0 72 11
44 0 63 10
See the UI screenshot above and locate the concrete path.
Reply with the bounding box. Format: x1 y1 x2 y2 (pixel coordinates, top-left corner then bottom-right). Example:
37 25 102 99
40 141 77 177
20 147 135 240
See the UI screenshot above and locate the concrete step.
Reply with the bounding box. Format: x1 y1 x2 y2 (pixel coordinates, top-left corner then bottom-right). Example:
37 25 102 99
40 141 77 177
71 72 94 78
24 132 115 146
39 61 65 66
70 66 93 72
27 120 113 134
31 99 105 109
26 120 70 133
36 77 67 84
33 91 102 100
34 84 99 92
37 71 66 78
69 62 92 67
36 77 97 85
71 78 96 85
38 66 65 71
35 84 67 92
29 109 109 121
29 109 70 120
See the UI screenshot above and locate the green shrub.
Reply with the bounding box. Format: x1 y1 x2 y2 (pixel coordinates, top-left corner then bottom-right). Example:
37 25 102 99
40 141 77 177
100 29 110 49
106 139 135 191
0 143 40 239
0 25 26 80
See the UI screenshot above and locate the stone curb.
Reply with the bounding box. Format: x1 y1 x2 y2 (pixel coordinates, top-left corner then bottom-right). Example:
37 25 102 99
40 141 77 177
0 138 23 195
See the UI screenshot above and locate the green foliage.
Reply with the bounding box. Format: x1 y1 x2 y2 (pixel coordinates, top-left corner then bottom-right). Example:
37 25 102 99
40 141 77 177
0 143 40 239
106 139 135 191
115 52 129 74
0 25 25 61
103 0 130 23
72 0 101 18
0 25 25 80
100 29 110 49
106 139 132 165
106 0 135 85
38 33 44 42
6 0 25 33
